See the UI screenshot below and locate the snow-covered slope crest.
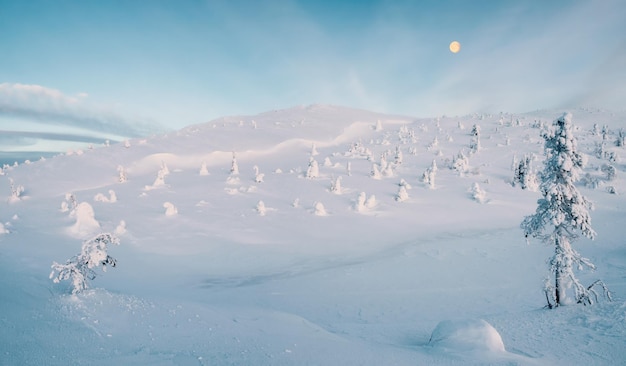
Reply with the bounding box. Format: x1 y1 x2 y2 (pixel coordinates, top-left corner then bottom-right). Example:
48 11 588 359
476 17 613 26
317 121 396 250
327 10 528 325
1 105 625 365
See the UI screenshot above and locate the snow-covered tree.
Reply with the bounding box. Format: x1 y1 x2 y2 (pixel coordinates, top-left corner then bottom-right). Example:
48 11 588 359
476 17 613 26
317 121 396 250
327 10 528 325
469 124 481 154
310 143 319 156
451 151 469 176
256 200 267 216
394 146 403 165
330 176 342 194
470 183 486 204
117 165 127 183
253 165 264 183
313 202 327 216
163 202 178 216
422 160 437 189
7 178 24 203
355 192 367 212
616 129 625 147
306 157 319 179
375 119 383 132
346 162 352 176
521 113 610 308
50 233 120 294
370 163 382 180
230 152 239 175
395 185 409 202
199 161 210 176
601 164 616 181
512 154 538 191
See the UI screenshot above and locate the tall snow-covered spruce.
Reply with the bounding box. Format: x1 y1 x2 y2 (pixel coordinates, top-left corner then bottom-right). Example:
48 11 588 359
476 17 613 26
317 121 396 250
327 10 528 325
521 113 611 308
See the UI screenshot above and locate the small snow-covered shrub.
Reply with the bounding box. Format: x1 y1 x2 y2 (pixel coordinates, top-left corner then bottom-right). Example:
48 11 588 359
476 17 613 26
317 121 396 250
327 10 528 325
50 233 120 294
163 202 178 216
69 202 101 236
330 176 342 194
451 151 469 176
253 165 264 183
313 202 327 216
470 183 487 204
7 178 24 203
371 163 382 180
114 220 127 235
306 157 319 179
230 152 239 175
117 165 127 183
395 185 409 202
422 160 437 189
601 164 616 181
0 222 9 234
94 190 117 203
256 200 267 216
199 161 210 176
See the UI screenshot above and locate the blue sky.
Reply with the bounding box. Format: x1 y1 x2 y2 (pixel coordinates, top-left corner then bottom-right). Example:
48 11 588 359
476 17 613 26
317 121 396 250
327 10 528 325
1 0 625 155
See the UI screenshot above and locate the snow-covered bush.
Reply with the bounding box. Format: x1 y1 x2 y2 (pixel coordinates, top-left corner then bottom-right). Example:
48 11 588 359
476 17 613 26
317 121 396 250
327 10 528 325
253 165 264 183
94 190 117 203
7 178 24 203
371 163 382 180
50 233 120 294
451 151 469 176
163 202 178 216
355 192 367 212
395 185 409 202
199 161 210 176
313 202 327 216
0 222 9 235
256 200 267 216
601 164 616 181
470 183 486 204
522 113 611 308
330 176 342 194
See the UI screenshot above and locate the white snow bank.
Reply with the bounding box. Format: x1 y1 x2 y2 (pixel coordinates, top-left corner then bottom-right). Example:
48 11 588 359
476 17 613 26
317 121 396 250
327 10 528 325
429 319 505 353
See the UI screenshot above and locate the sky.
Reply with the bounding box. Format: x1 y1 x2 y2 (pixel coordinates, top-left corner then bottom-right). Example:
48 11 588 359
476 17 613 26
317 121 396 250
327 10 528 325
1 0 625 156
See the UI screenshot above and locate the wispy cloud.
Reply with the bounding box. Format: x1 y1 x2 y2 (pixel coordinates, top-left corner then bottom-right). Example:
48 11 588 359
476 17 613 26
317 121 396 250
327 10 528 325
0 83 162 137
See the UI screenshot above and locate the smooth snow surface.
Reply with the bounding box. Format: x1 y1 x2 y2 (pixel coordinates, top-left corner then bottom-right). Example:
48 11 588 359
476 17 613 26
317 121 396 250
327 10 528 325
1 105 625 365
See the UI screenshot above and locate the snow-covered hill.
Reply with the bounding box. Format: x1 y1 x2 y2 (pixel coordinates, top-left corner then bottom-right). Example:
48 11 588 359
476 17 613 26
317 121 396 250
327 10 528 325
1 105 625 365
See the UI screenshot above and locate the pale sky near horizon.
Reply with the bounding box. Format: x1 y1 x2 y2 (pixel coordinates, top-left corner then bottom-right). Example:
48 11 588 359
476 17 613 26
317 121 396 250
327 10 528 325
1 0 625 154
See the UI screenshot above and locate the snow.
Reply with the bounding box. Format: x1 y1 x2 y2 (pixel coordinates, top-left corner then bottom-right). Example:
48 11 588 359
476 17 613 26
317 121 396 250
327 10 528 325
1 105 625 365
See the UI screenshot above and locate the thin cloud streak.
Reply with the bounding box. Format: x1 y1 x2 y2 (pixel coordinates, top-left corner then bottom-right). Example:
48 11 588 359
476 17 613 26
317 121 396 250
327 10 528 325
0 83 163 138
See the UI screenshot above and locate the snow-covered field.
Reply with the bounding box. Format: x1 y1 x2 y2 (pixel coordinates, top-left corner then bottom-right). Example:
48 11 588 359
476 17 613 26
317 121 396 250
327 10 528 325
1 105 625 365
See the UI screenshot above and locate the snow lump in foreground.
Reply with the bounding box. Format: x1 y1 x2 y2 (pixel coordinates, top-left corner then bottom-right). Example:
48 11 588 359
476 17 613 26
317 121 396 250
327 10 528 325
429 319 505 353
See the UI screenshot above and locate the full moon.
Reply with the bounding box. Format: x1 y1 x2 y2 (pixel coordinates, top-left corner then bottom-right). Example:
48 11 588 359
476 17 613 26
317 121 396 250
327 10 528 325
449 41 461 53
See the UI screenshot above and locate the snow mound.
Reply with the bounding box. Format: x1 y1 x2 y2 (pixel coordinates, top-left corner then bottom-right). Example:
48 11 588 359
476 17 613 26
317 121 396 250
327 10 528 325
68 202 101 237
429 319 505 353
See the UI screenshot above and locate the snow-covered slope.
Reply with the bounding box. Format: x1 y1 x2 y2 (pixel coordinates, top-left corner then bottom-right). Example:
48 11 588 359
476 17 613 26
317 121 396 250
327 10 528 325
1 105 625 365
